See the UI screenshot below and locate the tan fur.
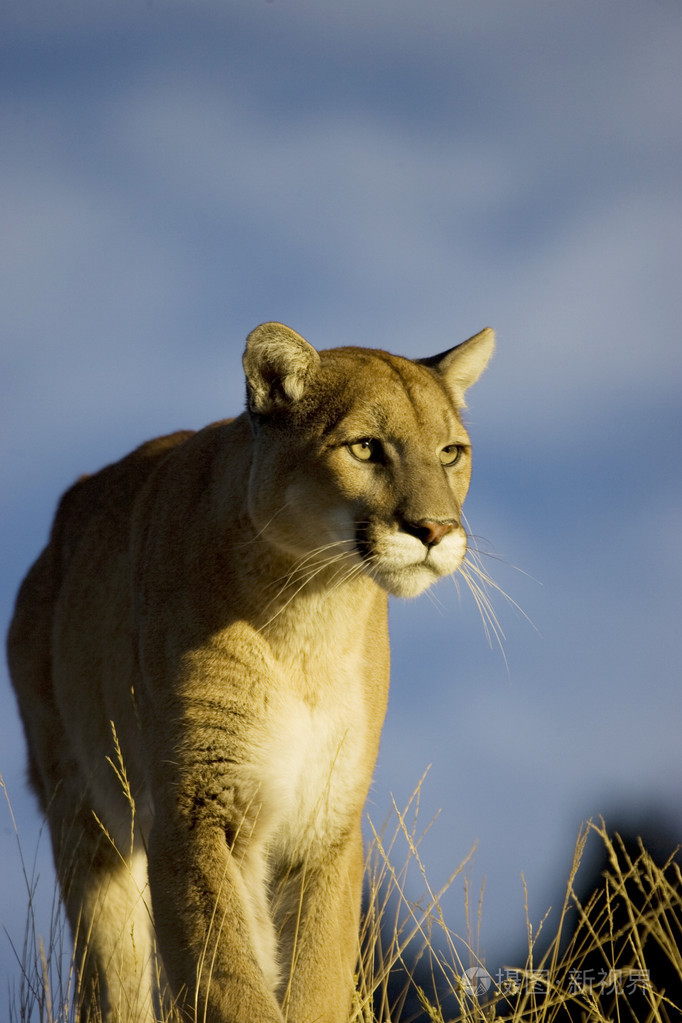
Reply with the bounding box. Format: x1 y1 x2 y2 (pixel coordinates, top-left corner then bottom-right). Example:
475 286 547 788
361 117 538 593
7 322 494 1023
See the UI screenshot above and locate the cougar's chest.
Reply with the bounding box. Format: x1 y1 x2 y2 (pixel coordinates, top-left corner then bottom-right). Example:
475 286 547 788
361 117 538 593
245 584 387 860
259 643 370 857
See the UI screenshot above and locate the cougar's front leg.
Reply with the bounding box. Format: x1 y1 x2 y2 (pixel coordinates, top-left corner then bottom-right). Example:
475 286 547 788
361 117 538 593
276 822 365 1023
147 784 283 1023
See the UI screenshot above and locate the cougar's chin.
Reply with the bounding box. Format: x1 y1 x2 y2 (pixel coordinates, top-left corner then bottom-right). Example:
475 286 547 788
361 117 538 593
368 563 441 598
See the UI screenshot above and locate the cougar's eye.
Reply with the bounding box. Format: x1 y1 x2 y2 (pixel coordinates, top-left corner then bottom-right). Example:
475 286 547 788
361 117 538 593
439 444 462 466
348 438 379 462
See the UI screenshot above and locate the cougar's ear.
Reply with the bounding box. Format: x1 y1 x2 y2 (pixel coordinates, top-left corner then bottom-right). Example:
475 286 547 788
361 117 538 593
419 327 495 408
243 322 321 416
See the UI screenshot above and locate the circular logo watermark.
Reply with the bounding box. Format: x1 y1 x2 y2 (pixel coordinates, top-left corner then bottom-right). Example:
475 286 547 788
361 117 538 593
461 966 492 996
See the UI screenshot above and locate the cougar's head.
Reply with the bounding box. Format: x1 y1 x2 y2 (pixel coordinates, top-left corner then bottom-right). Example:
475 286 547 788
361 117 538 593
243 322 494 598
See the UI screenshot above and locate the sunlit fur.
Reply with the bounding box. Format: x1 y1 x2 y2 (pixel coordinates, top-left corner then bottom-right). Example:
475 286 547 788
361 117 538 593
7 322 494 1023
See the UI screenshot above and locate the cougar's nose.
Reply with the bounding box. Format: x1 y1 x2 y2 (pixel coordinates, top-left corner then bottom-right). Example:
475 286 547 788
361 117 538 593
403 519 457 548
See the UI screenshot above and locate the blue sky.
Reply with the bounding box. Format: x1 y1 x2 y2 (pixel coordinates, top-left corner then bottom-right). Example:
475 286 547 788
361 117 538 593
2 0 681 994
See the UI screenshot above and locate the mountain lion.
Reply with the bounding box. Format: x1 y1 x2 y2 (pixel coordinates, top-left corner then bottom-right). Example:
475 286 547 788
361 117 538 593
7 322 494 1023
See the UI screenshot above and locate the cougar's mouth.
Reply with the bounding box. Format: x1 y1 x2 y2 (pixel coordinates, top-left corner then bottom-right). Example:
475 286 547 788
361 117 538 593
352 516 468 598
355 518 446 556
354 519 437 570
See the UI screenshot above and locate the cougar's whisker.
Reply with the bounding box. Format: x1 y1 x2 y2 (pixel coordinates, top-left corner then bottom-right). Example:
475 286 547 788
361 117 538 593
259 546 363 631
262 540 359 606
234 502 295 549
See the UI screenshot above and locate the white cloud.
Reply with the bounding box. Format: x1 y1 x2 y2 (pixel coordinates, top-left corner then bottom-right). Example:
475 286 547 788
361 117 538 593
485 186 682 404
3 0 680 451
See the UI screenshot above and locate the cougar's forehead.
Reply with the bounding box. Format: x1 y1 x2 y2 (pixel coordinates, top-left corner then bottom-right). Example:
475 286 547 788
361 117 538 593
317 347 458 436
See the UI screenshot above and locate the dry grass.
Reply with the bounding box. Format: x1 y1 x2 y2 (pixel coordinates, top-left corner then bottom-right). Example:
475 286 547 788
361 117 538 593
3 772 681 1023
354 803 682 1023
